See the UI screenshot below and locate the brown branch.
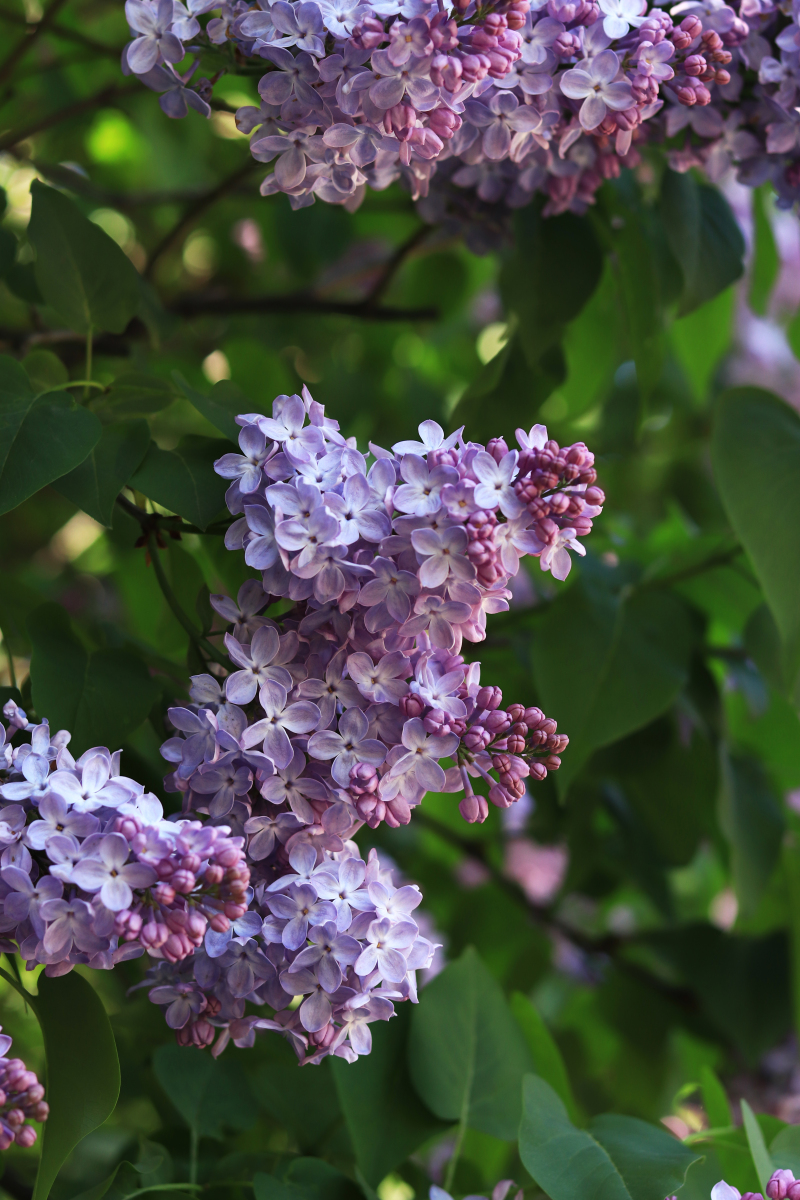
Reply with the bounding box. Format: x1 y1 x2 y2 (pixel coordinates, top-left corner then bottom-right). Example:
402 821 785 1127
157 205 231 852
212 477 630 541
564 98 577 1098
169 292 439 321
0 82 140 152
637 542 743 591
0 0 70 86
11 154 228 209
144 159 261 279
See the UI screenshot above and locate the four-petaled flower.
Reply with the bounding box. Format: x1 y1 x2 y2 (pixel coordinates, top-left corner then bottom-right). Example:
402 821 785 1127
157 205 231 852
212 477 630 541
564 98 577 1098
71 833 157 911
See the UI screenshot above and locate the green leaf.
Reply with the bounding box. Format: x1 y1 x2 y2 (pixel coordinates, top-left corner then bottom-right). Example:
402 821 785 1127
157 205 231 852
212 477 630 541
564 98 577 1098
519 1076 700 1200
700 1066 733 1131
408 946 534 1140
531 577 694 796
608 206 664 401
21 349 68 393
771 1126 800 1177
130 436 229 530
98 373 176 416
741 1099 774 1192
501 208 603 369
331 1004 448 1186
0 226 16 278
712 387 800 679
718 750 785 918
53 419 150 526
32 971 121 1200
27 180 141 334
0 355 101 515
510 993 577 1121
173 372 249 442
454 335 565 443
671 287 735 403
660 171 745 316
28 602 158 751
254 1161 361 1200
6 261 43 304
749 186 779 317
68 1162 142 1200
152 1045 258 1140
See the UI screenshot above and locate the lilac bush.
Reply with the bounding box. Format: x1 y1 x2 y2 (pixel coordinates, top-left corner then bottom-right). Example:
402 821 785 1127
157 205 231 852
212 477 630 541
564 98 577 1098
119 0 800 214
0 393 602 1062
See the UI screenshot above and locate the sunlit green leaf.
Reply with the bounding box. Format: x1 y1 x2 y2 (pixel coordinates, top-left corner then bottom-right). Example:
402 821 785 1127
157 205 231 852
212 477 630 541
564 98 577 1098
719 750 784 918
511 993 577 1122
660 171 744 316
742 1098 774 1192
748 186 779 317
153 1045 258 1140
173 372 249 442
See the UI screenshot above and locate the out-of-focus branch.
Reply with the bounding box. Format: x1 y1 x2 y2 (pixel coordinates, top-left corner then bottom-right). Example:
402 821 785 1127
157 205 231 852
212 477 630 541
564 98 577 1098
361 223 431 309
170 293 439 321
0 82 139 151
0 0 70 86
144 159 261 279
0 4 124 57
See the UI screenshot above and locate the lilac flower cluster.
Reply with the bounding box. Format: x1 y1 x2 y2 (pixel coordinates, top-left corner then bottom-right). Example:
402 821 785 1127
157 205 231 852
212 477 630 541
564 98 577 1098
0 396 599 1062
0 1026 48 1150
0 707 250 974
197 389 595 829
120 0 800 216
143 840 437 1062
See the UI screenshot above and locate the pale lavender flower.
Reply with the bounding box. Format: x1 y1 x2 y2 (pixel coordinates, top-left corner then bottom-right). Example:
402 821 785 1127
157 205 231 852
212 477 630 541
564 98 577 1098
240 680 320 769
307 707 387 786
411 525 474 587
25 794 99 850
354 916 417 981
259 749 330 823
346 651 410 703
267 883 338 949
125 0 184 73
224 626 293 704
214 427 271 494
394 456 458 516
2 868 62 937
71 833 157 911
559 50 634 131
47 754 134 813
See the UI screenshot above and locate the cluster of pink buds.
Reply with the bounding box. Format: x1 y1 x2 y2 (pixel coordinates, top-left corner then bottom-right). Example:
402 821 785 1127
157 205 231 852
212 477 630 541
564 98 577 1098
0 1027 48 1150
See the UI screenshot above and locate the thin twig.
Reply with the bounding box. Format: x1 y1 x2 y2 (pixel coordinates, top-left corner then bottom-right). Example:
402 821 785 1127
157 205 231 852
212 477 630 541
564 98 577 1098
0 4 123 57
116 493 232 538
146 531 231 669
637 543 743 591
0 0 70 86
170 293 439 321
144 159 261 279
362 223 431 310
0 82 139 152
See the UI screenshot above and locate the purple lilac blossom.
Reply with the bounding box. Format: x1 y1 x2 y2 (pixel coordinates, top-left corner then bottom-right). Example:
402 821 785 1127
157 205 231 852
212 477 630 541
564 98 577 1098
115 0 800 217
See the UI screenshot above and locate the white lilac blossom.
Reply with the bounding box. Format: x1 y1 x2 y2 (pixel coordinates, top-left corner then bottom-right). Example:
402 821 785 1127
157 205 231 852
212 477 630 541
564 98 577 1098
115 0 800 218
0 397 601 1064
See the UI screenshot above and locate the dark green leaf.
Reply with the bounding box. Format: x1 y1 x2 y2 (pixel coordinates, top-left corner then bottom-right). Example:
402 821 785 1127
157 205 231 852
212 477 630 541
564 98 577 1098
607 206 664 401
0 227 17 278
748 186 779 317
32 971 121 1200
21 350 69 392
28 602 158 751
52 419 150 526
510 992 577 1121
712 387 800 678
408 946 534 1140
68 1162 142 1200
130 436 229 530
254 1162 361 1200
660 171 744 316
531 577 694 795
153 1045 258 1140
501 209 603 368
519 1076 700 1200
27 181 141 334
0 355 101 515
173 372 249 442
455 335 564 443
99 373 176 416
331 1004 448 1186
719 751 784 917
646 925 791 1062
253 1039 343 1153
6 261 43 304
